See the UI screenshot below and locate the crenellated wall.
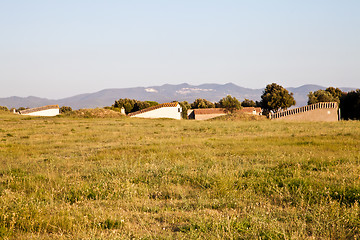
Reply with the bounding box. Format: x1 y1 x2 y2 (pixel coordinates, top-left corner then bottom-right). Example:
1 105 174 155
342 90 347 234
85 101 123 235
271 102 339 122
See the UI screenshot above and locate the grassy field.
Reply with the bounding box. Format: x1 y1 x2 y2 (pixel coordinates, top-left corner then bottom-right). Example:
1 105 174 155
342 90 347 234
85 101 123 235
0 111 360 239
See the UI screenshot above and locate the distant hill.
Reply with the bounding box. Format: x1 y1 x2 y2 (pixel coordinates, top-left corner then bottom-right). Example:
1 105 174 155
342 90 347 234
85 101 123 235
0 83 357 109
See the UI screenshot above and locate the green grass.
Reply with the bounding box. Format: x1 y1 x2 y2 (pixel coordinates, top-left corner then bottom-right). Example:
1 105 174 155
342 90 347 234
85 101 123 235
1 112 360 239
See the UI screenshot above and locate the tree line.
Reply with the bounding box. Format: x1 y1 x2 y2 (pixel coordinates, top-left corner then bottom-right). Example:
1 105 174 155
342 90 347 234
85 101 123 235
108 99 159 114
1 83 359 120
109 84 296 119
109 95 244 119
259 84 360 120
178 83 296 117
307 87 360 120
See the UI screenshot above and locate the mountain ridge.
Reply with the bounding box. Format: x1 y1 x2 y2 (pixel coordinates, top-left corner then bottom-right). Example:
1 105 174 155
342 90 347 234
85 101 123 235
0 83 357 110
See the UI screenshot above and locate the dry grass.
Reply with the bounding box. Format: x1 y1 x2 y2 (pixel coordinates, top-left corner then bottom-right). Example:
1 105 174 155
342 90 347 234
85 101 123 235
64 108 125 118
210 112 267 121
0 112 360 239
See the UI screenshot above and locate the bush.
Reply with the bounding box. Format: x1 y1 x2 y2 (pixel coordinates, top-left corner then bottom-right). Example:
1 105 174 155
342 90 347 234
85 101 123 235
0 106 9 112
218 95 241 113
60 106 72 114
191 99 215 109
179 101 191 119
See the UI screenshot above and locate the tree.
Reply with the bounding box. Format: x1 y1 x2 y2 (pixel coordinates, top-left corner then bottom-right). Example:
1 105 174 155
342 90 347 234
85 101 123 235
0 106 9 111
260 83 296 114
133 101 158 112
145 101 159 107
178 101 191 119
308 90 336 105
60 106 72 114
241 99 256 107
113 99 158 114
307 87 343 105
113 98 137 114
190 98 215 109
325 87 343 100
340 90 360 120
135 101 158 112
218 95 241 113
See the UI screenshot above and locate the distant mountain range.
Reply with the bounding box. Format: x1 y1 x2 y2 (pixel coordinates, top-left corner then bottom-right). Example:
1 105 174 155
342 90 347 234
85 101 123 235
0 83 357 110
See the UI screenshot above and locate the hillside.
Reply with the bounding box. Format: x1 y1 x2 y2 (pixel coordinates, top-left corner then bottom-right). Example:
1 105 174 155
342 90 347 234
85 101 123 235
0 83 356 109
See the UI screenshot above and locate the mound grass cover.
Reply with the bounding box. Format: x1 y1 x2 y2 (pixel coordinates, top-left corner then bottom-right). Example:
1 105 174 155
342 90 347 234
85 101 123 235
211 112 267 121
64 108 125 118
0 112 360 239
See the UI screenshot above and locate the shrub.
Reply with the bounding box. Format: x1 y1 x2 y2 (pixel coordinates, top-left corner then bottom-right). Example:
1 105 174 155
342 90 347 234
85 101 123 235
60 106 72 114
0 106 9 112
241 99 256 107
218 95 241 113
179 101 191 119
191 98 215 109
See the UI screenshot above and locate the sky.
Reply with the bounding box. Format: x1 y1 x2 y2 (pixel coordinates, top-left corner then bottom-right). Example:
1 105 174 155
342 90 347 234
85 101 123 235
0 0 359 99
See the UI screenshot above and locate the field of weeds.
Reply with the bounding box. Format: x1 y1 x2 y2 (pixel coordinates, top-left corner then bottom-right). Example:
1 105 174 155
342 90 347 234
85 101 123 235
0 112 360 239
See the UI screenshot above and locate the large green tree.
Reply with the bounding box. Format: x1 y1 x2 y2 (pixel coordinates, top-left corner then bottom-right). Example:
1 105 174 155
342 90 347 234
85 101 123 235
241 99 256 107
178 101 191 119
307 87 343 105
325 87 343 100
113 98 137 114
260 83 296 114
340 90 360 120
133 101 158 112
113 99 158 114
190 98 215 109
218 95 241 113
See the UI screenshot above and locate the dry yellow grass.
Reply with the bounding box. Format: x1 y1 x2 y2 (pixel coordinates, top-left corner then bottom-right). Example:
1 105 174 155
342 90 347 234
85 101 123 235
0 112 360 239
64 108 125 118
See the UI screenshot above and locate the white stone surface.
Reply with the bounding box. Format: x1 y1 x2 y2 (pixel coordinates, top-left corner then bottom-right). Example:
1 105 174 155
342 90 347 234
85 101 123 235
131 104 182 120
23 109 60 117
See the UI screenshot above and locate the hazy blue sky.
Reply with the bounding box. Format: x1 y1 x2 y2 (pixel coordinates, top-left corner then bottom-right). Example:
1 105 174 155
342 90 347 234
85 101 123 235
1 0 359 98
